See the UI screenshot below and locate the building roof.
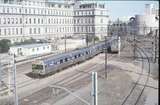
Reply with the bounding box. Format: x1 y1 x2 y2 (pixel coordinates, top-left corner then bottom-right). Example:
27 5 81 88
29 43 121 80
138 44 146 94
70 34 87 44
10 43 50 49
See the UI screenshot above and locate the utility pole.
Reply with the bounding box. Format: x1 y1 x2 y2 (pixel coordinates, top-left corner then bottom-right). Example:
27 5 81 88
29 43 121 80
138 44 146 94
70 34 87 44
86 34 89 47
64 34 66 52
104 36 107 79
133 31 136 60
12 54 19 105
154 29 158 63
118 36 121 56
0 60 2 86
91 72 98 105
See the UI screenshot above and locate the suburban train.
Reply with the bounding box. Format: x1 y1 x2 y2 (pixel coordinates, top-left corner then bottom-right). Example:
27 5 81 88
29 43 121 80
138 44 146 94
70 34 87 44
31 39 116 76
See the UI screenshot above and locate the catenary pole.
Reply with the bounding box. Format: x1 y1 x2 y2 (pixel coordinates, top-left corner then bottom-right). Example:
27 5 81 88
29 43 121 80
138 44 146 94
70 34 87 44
91 72 98 105
12 54 18 105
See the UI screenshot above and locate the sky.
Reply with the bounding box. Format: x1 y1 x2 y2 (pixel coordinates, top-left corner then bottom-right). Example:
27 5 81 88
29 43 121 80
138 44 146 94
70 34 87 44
104 0 159 20
50 0 159 20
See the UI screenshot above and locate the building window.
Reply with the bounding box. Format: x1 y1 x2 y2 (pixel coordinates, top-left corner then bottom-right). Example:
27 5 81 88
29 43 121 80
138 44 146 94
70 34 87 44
25 9 27 14
38 18 40 24
29 18 31 24
25 18 28 24
20 18 22 24
32 48 34 52
8 28 11 35
81 27 83 32
16 28 18 35
3 18 6 24
15 18 18 24
48 18 50 24
29 28 32 34
7 8 9 13
45 28 47 33
20 28 23 34
33 9 35 14
34 28 36 34
41 19 43 24
34 18 36 24
77 27 79 32
88 18 90 23
89 11 91 15
38 28 40 34
4 29 6 35
101 19 103 23
12 28 14 35
19 8 22 13
58 4 61 8
77 19 79 23
29 9 31 14
7 18 10 24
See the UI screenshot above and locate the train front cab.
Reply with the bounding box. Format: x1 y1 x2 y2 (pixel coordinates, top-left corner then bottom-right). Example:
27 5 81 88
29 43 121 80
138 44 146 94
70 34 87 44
32 61 45 75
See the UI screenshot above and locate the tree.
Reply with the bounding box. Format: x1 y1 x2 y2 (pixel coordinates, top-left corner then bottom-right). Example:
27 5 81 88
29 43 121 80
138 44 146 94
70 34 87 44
0 39 11 53
94 36 99 42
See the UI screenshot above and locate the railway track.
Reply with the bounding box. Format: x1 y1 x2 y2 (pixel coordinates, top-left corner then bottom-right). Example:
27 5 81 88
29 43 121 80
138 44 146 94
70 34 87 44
120 40 151 105
19 53 116 105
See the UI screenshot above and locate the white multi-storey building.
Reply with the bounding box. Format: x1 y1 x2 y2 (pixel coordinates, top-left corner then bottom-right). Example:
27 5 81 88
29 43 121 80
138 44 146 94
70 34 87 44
0 0 109 43
132 4 159 35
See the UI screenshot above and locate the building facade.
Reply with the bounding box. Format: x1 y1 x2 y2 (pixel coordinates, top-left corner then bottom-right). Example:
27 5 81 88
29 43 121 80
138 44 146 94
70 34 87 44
131 4 159 35
0 0 109 43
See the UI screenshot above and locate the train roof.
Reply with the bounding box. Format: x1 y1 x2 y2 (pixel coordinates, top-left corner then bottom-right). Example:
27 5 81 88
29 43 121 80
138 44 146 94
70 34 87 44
43 47 89 63
34 41 105 64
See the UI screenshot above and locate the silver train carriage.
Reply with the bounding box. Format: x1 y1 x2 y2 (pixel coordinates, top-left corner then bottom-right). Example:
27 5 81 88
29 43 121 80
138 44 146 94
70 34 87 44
32 41 112 76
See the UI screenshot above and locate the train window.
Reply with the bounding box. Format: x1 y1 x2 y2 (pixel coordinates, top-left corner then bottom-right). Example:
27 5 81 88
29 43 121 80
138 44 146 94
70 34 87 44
69 57 72 60
78 54 80 57
65 58 68 62
32 64 43 70
60 59 63 64
54 61 57 65
86 51 88 54
74 55 77 59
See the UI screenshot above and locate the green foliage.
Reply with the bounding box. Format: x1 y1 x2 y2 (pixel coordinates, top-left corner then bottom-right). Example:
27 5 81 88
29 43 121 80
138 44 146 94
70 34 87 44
86 35 100 42
86 35 94 43
0 39 11 53
94 36 99 41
